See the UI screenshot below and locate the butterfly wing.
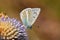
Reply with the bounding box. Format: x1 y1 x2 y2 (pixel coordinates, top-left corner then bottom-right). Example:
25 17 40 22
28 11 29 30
20 8 41 28
29 8 41 26
20 8 29 28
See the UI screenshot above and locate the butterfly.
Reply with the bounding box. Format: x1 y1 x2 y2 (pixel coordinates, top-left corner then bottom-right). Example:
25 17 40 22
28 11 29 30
20 8 41 29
